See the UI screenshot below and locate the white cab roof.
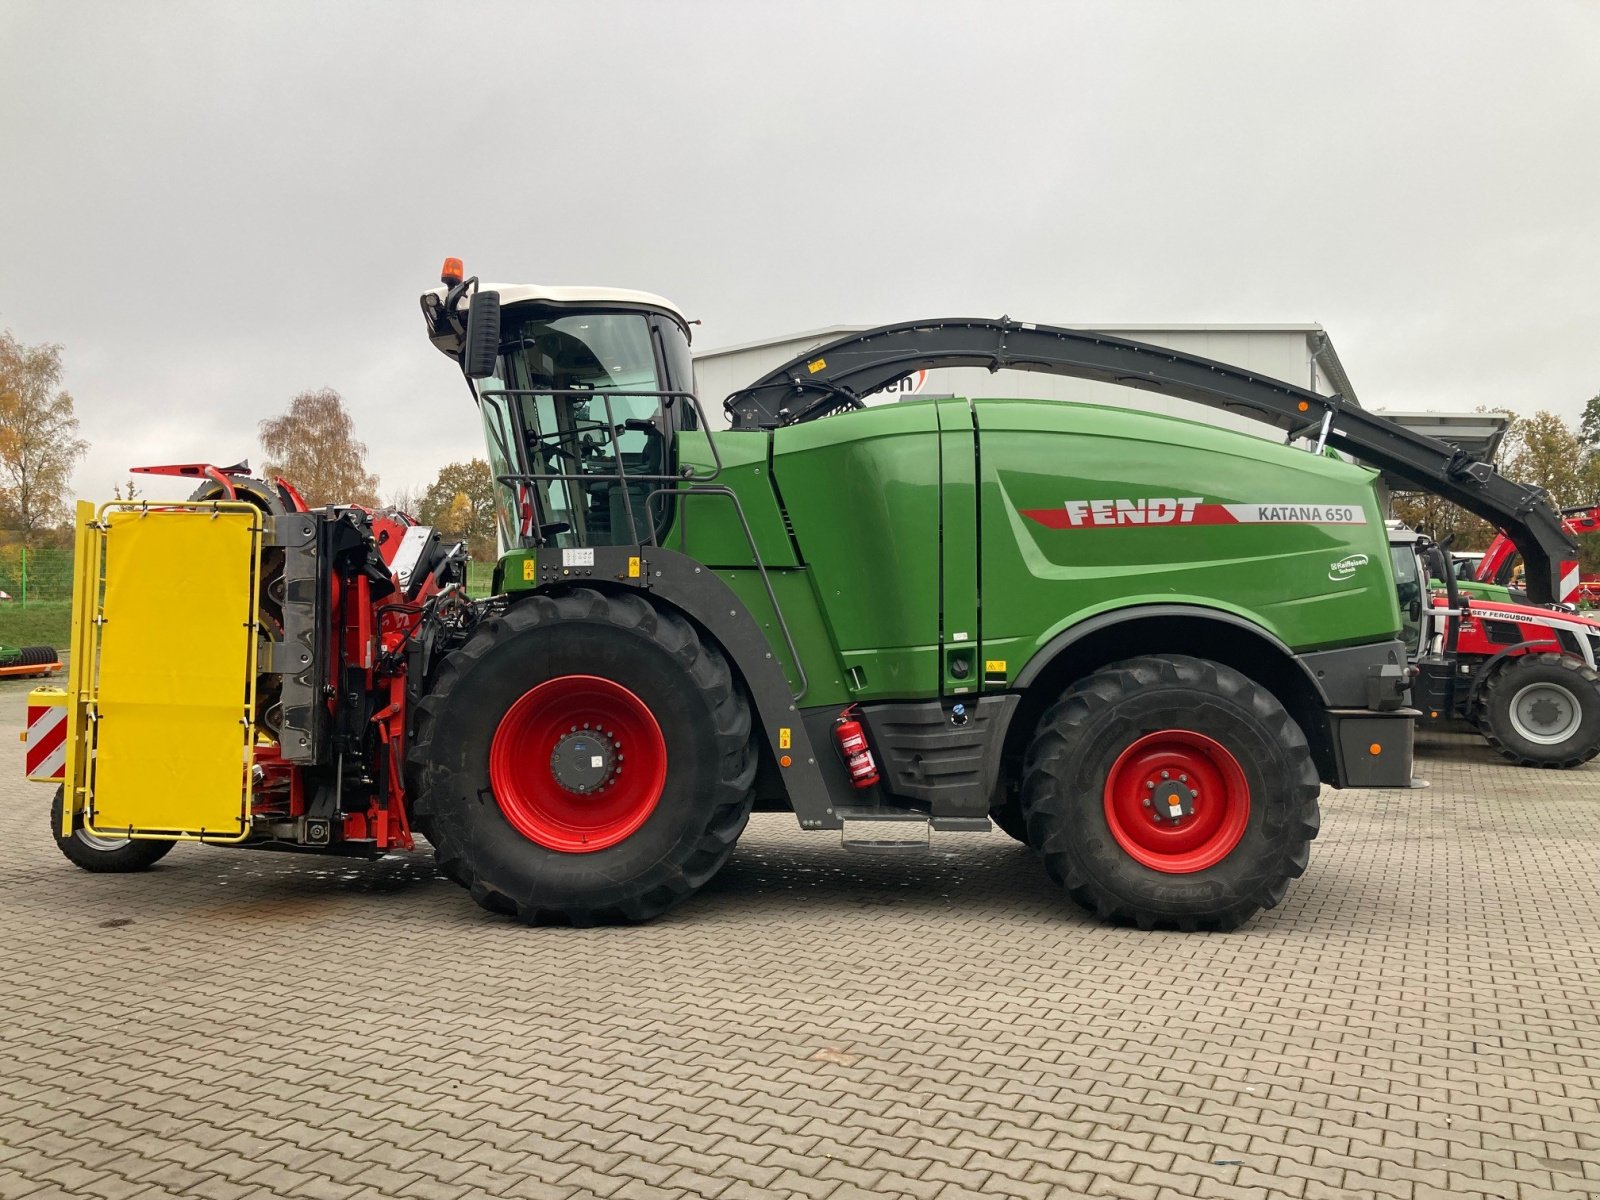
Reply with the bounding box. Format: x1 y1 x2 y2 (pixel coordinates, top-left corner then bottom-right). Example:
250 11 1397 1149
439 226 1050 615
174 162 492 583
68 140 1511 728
425 282 688 326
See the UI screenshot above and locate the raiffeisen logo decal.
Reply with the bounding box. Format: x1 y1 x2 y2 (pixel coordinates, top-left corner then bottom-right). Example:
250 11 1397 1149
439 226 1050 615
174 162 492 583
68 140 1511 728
1328 554 1369 581
1021 498 1369 530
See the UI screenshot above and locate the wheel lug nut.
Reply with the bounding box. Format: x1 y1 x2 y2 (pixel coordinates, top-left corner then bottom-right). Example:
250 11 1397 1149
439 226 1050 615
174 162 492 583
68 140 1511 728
1142 798 1151 808
1145 781 1155 790
1161 770 1169 779
1179 774 1188 783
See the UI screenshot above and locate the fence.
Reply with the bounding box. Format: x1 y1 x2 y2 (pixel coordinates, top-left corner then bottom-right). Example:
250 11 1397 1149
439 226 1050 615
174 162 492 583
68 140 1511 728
0 544 74 606
465 560 495 598
0 539 499 608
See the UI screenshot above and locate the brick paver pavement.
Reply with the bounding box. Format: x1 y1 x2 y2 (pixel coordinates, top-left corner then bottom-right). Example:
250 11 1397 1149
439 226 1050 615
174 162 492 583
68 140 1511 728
1 679 1597 1200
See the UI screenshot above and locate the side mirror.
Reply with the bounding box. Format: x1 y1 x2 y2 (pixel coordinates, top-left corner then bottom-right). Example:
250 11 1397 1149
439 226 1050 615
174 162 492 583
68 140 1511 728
462 290 501 379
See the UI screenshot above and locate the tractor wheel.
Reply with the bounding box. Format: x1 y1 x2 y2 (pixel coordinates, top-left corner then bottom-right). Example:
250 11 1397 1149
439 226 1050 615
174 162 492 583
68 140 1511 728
49 787 175 873
989 794 1030 844
408 588 757 925
1478 654 1600 768
1020 655 1320 932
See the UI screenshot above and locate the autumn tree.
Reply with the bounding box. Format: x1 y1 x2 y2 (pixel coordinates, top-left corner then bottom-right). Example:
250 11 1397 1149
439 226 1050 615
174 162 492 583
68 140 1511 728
417 459 496 560
1497 409 1600 574
1578 391 1600 452
1390 404 1600 574
1388 490 1496 551
258 388 379 507
1500 410 1600 508
0 332 89 544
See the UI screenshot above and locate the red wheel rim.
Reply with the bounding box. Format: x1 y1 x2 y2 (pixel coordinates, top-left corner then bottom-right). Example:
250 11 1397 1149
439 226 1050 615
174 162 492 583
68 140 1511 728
489 675 667 853
1103 729 1250 874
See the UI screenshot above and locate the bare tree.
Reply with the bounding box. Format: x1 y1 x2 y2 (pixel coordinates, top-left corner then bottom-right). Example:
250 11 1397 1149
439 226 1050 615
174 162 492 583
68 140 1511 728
258 388 379 507
385 482 425 517
0 331 89 544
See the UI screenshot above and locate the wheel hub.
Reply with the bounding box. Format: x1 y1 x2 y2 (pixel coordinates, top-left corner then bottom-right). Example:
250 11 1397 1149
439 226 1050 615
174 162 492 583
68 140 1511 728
1508 680 1583 746
1147 774 1197 823
1104 730 1251 874
489 674 667 853
549 727 619 794
1526 696 1564 729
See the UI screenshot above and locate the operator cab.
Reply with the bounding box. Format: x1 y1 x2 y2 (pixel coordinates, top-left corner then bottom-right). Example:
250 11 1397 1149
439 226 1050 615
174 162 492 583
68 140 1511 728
1386 522 1428 655
422 263 698 554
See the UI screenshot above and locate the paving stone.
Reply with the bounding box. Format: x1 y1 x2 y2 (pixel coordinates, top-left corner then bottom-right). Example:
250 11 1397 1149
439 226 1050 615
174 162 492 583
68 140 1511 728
0 689 1595 1200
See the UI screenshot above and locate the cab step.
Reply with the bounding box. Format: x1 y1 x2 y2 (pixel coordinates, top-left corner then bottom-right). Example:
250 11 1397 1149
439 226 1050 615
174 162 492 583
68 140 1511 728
835 806 990 852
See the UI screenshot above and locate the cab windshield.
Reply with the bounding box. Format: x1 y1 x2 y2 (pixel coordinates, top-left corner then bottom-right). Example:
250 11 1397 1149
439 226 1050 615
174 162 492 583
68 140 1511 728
474 309 689 551
1391 543 1423 652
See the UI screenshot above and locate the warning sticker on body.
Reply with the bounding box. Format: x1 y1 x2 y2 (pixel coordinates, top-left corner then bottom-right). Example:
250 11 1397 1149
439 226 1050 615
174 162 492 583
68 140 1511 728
563 548 595 567
1021 497 1367 530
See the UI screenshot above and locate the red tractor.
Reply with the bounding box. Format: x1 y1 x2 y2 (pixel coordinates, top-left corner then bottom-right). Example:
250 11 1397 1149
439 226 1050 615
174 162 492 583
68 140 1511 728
1473 503 1600 605
1392 524 1600 767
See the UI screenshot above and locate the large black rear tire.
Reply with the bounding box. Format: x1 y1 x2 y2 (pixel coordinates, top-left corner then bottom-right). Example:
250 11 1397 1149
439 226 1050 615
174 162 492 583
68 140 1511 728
989 794 1029 844
1021 655 1320 931
50 787 175 873
1479 654 1600 768
408 588 757 925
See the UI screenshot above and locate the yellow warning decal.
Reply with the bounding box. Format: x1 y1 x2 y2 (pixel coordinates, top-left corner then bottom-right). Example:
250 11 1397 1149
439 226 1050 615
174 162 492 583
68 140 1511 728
778 727 792 749
807 358 826 374
985 660 1007 674
628 556 641 578
523 558 536 581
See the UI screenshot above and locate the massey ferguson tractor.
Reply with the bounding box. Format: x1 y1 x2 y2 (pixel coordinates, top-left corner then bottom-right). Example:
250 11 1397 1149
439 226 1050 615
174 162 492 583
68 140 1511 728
1390 524 1600 766
22 261 1580 930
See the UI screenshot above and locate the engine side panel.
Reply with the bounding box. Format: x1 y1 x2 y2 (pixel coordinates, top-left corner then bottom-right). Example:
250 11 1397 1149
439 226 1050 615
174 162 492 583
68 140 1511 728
970 398 1400 680
769 405 945 700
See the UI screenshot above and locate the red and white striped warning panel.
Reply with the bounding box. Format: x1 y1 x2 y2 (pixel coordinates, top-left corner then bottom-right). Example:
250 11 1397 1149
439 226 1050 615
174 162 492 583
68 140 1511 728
25 701 68 781
1560 560 1581 607
1021 497 1368 530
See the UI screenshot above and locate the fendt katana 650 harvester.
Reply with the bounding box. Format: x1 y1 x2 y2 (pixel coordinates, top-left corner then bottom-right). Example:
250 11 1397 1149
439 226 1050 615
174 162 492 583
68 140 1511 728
22 261 1579 930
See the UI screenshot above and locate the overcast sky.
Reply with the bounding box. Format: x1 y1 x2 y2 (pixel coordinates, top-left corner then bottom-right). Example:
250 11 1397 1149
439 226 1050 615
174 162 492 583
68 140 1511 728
2 0 1597 503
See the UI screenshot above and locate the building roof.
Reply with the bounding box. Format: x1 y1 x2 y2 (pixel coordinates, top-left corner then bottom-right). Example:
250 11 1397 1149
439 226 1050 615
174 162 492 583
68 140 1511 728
1376 410 1511 467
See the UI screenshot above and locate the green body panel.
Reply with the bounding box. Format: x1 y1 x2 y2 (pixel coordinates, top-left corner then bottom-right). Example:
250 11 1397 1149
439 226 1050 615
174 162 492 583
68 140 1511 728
714 567 850 704
971 399 1399 679
500 395 1403 706
1452 578 1514 603
762 404 946 700
937 398 982 694
668 430 799 569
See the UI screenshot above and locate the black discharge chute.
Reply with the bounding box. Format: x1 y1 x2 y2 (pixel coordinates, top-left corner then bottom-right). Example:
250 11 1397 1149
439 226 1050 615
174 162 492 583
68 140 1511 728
724 317 1574 605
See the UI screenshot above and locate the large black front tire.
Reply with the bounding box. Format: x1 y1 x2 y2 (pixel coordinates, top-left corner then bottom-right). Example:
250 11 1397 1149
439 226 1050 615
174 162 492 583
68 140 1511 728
408 588 757 925
50 787 175 873
1479 654 1600 769
1021 655 1320 931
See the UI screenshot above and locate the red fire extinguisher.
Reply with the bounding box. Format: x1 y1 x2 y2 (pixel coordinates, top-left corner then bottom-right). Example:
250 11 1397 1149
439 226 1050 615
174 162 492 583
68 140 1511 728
834 706 881 789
